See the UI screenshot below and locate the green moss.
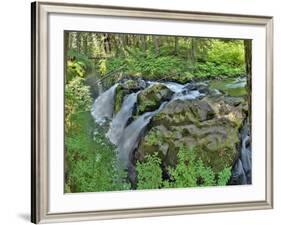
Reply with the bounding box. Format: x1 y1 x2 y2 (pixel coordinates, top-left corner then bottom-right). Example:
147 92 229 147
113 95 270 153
137 84 172 115
114 85 126 113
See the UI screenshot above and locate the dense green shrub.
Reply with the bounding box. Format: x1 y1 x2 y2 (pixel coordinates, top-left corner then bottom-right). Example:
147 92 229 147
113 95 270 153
67 49 93 72
193 40 245 78
65 77 92 131
66 60 87 82
136 145 232 190
65 112 130 192
136 152 163 190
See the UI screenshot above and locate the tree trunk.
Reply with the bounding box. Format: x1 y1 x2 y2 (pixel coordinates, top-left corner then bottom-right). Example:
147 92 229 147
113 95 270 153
191 38 197 63
64 32 69 82
174 36 178 55
82 33 88 56
153 36 160 55
76 32 81 53
103 34 111 54
141 35 147 51
244 40 252 126
68 32 73 49
87 33 93 57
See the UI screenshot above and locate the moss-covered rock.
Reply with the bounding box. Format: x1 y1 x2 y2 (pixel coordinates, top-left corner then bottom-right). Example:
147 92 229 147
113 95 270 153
136 83 173 115
114 84 125 113
136 98 246 173
114 79 147 113
152 99 215 126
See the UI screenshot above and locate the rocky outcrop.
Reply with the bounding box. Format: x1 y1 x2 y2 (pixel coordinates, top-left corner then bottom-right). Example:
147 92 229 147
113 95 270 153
136 83 173 115
136 97 246 173
114 79 147 113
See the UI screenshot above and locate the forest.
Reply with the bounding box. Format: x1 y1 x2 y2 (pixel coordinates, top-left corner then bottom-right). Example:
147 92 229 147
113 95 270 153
64 32 252 193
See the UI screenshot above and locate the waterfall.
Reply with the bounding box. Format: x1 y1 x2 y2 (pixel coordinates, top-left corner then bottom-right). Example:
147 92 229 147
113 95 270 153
91 84 118 125
230 121 251 185
231 159 247 184
240 122 252 183
116 102 167 167
106 92 139 145
163 81 204 100
163 82 185 92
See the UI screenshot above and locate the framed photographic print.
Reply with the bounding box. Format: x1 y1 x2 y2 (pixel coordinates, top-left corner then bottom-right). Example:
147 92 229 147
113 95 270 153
31 1 273 223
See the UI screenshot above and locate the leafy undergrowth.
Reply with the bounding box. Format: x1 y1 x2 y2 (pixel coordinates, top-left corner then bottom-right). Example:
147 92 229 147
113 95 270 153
100 40 245 84
136 146 232 190
65 112 130 193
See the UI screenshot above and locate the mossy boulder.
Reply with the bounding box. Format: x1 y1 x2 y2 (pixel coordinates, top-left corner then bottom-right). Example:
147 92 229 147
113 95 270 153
136 83 173 115
152 99 215 126
136 98 246 173
114 79 147 113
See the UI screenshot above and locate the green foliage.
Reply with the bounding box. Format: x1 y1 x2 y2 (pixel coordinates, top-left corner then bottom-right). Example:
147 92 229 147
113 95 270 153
195 159 216 186
145 130 159 146
167 146 231 187
208 40 245 66
67 48 93 72
98 59 107 75
65 77 92 131
102 39 245 83
217 166 232 186
136 145 232 190
66 60 86 82
65 112 130 192
67 32 247 83
193 40 245 78
166 146 198 188
136 153 163 190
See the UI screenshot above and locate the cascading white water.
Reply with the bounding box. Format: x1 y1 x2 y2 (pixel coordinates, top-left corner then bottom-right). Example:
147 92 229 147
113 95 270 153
240 122 251 183
163 81 204 100
231 121 251 184
231 159 247 184
106 92 139 145
163 82 185 92
116 102 167 167
91 84 118 125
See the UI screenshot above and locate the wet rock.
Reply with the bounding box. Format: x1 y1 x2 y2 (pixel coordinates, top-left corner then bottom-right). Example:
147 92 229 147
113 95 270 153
114 79 147 113
136 83 173 115
152 99 215 126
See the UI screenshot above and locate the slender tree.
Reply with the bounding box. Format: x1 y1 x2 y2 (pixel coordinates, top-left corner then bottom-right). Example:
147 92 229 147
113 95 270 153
174 36 179 55
153 36 160 55
244 39 252 125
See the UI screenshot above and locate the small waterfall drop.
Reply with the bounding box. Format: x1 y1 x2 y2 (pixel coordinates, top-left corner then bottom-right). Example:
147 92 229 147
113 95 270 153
106 92 139 145
91 84 118 125
230 121 251 185
117 102 167 167
163 81 204 100
231 159 247 184
240 122 252 183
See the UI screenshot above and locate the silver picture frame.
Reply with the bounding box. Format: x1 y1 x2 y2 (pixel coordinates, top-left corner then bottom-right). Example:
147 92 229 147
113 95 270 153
31 1 273 223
